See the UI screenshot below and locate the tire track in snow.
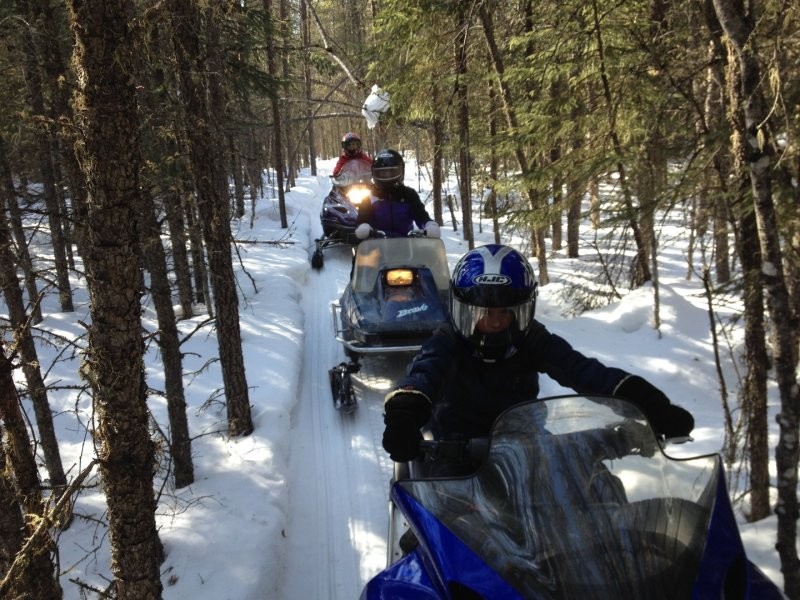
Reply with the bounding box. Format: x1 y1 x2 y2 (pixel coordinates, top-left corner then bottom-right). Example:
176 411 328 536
282 226 402 599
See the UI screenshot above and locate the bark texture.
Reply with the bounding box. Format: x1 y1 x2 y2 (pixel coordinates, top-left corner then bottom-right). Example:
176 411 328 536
66 0 164 597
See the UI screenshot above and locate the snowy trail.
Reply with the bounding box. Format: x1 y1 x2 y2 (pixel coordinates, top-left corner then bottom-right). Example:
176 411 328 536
280 194 408 599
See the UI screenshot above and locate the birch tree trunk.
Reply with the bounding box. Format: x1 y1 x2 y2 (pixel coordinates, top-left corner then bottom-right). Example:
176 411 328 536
712 1 800 595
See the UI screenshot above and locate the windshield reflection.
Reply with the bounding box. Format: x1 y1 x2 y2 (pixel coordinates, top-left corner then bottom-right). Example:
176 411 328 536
399 396 718 599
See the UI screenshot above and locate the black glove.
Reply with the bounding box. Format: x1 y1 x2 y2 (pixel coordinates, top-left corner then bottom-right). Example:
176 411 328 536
615 375 694 439
611 421 660 457
382 391 432 462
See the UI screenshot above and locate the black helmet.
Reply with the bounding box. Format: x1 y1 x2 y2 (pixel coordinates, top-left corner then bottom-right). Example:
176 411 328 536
372 149 404 186
450 244 538 361
341 132 362 157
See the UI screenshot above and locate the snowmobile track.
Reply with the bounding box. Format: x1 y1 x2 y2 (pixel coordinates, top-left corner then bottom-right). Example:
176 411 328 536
280 235 409 599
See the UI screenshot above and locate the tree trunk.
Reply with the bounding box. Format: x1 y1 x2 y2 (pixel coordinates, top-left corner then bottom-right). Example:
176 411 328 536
478 4 549 283
169 0 253 437
0 345 62 600
0 135 41 324
430 108 444 227
17 0 74 312
184 197 210 310
27 0 91 266
590 0 650 287
565 128 582 258
66 0 164 596
0 435 27 578
712 1 800 595
550 145 563 252
229 134 246 220
454 3 473 249
264 0 288 227
0 195 67 493
739 205 771 520
705 43 732 284
486 81 500 245
139 188 194 488
164 189 195 319
300 0 317 176
702 0 771 518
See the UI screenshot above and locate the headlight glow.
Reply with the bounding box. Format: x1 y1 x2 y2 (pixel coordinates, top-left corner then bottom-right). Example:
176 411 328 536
346 186 371 205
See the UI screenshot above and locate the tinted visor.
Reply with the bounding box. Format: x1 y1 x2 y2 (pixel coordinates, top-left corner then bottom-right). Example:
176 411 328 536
373 165 403 182
344 140 361 152
451 298 533 340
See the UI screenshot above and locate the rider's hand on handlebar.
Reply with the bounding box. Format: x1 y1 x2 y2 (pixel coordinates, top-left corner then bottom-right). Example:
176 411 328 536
355 223 372 240
383 391 432 462
424 221 441 239
383 415 423 462
611 420 660 457
614 375 694 438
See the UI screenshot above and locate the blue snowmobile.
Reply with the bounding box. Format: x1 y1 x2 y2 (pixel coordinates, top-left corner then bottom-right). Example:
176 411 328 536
311 165 373 269
329 234 451 412
362 395 785 599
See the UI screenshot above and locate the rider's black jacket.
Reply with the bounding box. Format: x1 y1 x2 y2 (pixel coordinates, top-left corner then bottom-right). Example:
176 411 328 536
390 321 630 439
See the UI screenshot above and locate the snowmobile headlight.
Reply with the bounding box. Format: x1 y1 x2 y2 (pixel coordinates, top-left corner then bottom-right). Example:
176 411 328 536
386 269 414 286
346 186 371 205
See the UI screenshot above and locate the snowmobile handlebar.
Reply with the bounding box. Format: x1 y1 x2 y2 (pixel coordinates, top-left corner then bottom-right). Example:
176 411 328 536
368 228 428 240
415 422 691 469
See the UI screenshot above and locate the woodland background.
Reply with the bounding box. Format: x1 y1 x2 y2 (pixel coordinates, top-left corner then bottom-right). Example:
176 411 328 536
0 0 798 598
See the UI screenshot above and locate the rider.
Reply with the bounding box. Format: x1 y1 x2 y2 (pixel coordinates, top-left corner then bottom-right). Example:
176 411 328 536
332 132 372 178
381 244 694 468
355 149 440 240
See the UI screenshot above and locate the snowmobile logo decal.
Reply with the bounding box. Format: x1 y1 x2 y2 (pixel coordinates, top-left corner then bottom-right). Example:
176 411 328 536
396 304 428 318
474 274 511 285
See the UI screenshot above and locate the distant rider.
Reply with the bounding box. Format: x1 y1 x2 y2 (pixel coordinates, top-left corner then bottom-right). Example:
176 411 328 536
332 132 372 178
355 149 440 240
381 244 695 470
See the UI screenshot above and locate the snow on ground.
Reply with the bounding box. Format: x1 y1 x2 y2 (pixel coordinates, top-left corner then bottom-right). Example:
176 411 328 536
12 158 785 598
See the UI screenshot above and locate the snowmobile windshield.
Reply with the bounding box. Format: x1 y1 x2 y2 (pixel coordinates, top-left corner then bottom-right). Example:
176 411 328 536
351 238 450 294
332 160 372 186
397 396 718 599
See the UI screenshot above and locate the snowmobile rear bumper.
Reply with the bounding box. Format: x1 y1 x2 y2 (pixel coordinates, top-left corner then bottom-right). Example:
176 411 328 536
331 301 426 355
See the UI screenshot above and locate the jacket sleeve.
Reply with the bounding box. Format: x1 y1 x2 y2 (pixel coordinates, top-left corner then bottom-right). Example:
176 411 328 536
331 154 347 176
406 188 433 228
390 327 461 403
527 320 629 395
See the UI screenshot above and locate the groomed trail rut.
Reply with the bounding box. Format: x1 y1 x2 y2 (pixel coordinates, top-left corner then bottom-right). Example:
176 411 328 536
280 206 412 599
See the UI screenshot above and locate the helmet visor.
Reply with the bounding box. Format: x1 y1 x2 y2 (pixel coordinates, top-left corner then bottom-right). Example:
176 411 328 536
451 299 533 340
373 165 403 182
344 140 361 152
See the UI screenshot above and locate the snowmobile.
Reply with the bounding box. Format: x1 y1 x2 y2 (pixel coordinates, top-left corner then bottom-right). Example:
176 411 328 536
328 234 451 412
311 162 373 269
363 395 785 600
